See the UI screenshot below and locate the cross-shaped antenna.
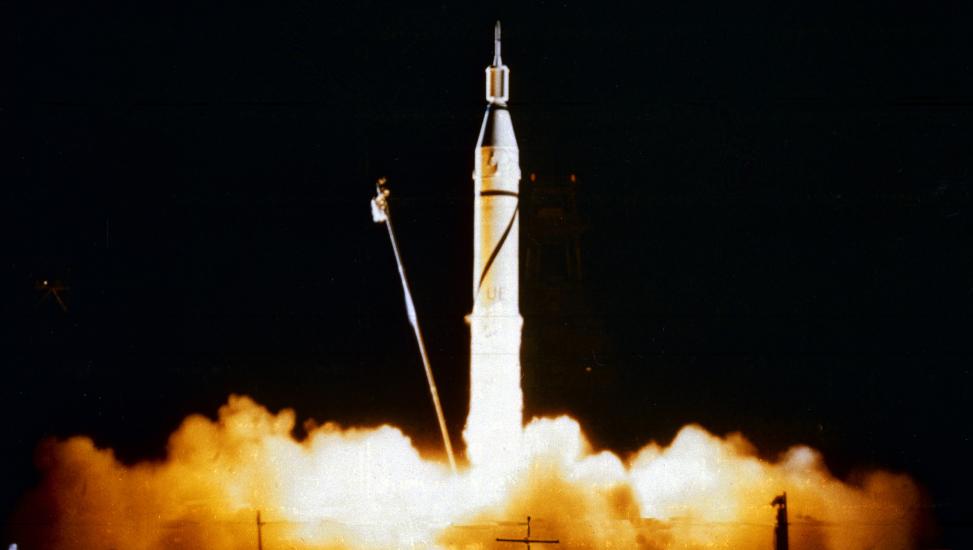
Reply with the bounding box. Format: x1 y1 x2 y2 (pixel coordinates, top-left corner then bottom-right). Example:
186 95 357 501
496 516 559 549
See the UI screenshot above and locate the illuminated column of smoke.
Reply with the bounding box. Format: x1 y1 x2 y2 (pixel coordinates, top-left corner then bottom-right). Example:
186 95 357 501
463 21 524 468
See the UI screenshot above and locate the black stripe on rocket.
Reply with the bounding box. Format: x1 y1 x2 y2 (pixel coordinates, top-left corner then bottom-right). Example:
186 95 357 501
480 190 519 198
476 191 519 296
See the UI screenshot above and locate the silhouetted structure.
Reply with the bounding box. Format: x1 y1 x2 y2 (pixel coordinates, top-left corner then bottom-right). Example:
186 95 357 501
496 516 559 549
771 492 788 550
256 511 264 550
521 173 606 399
524 173 584 292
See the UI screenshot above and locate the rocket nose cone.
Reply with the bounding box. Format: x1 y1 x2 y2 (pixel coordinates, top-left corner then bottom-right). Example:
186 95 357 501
477 105 518 149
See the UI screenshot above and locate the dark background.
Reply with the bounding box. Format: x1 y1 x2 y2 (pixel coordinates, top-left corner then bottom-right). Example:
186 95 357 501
5 2 972 547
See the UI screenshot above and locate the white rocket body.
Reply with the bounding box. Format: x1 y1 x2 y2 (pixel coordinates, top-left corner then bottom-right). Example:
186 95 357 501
463 24 524 468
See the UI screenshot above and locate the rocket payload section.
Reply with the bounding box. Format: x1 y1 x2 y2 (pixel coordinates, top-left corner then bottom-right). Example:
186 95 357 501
463 22 524 468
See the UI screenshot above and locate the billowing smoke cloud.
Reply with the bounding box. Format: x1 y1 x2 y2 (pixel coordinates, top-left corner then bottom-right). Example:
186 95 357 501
12 395 921 549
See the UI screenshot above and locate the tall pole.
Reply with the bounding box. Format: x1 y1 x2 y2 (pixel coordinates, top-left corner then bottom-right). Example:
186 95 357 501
256 510 263 550
372 179 458 473
771 493 788 550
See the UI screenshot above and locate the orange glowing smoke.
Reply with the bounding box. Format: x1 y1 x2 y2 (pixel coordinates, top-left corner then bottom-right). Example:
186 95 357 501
13 395 921 549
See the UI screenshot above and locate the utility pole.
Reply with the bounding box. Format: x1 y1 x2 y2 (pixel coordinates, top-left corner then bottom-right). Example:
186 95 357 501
256 510 264 550
496 516 559 550
771 492 788 550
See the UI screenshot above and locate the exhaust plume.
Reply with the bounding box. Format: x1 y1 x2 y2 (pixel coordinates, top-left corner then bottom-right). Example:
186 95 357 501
12 395 921 549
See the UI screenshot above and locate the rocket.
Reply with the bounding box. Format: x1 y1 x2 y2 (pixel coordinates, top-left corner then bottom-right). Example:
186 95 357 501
463 22 524 468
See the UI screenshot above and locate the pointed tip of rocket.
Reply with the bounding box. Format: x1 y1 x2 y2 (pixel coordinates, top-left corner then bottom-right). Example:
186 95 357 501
493 21 502 66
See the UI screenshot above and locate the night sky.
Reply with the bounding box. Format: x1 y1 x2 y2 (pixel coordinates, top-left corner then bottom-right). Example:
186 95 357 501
6 2 972 546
